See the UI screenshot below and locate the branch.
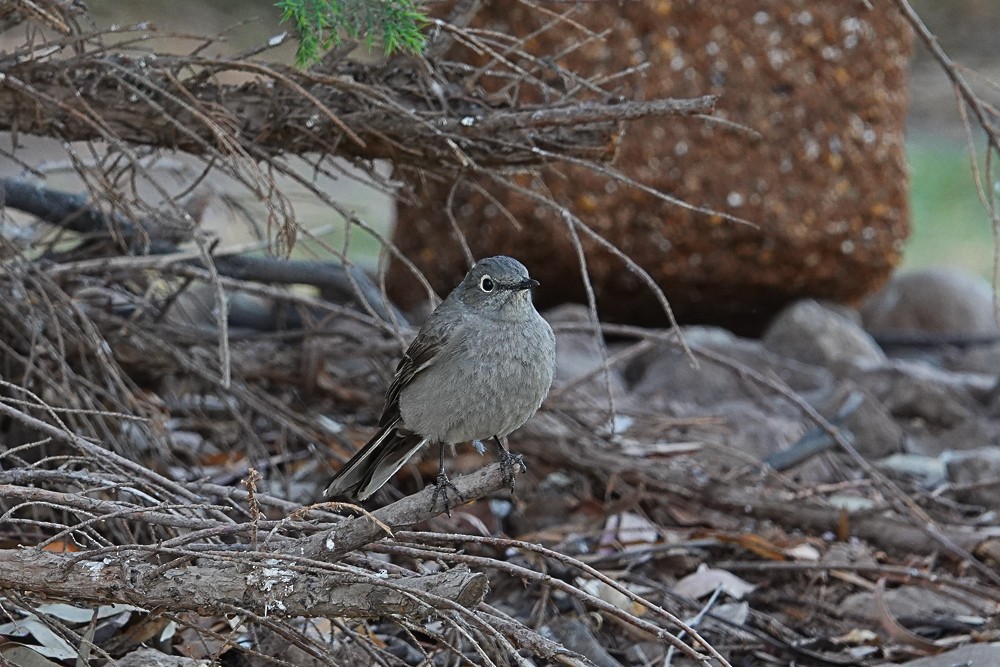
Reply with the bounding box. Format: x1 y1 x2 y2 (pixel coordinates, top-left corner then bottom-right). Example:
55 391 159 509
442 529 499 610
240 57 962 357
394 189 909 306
0 547 488 618
305 460 523 561
0 177 404 324
0 0 83 35
0 56 714 169
892 0 1000 153
0 463 514 619
0 177 139 237
435 95 717 133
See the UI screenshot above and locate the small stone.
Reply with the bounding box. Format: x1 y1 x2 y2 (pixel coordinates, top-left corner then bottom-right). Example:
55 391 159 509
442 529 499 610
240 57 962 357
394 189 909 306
817 384 904 460
711 399 806 461
876 453 947 487
943 447 1000 507
762 299 886 370
910 419 1000 458
542 618 625 667
840 585 979 622
946 341 1000 375
874 643 1000 667
852 360 989 427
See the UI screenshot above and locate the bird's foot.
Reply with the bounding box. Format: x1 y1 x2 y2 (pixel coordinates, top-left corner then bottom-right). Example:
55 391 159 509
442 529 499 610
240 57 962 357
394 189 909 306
498 449 526 493
430 469 463 516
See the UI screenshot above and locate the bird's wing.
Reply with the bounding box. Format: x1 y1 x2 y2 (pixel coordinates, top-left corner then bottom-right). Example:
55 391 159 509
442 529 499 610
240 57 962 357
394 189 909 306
324 419 426 499
378 321 451 428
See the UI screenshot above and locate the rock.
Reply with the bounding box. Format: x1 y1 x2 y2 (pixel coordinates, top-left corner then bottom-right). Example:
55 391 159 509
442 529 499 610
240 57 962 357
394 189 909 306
544 304 634 426
762 299 886 370
388 2 912 334
910 419 1000 458
762 386 903 471
542 618 624 667
861 267 1000 338
707 399 806 462
629 325 832 406
946 341 1000 375
817 385 904 460
943 447 1000 507
875 643 1000 667
876 453 947 487
821 542 879 568
546 304 627 392
117 649 204 667
840 585 979 624
852 360 991 427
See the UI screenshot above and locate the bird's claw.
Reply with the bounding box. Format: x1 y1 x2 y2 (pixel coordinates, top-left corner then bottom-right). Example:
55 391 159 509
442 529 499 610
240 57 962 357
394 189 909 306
498 449 526 493
430 469 462 516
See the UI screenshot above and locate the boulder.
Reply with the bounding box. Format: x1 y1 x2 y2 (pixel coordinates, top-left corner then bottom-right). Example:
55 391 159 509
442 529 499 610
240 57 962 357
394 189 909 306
389 2 912 334
861 267 1000 339
762 299 886 370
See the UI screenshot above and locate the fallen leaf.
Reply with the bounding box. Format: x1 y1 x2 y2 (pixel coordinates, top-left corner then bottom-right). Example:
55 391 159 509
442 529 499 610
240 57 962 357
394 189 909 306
673 564 756 600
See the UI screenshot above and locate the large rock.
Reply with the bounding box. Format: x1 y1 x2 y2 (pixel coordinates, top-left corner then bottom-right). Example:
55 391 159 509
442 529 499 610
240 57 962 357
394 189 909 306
762 299 886 370
861 267 1000 338
389 2 913 333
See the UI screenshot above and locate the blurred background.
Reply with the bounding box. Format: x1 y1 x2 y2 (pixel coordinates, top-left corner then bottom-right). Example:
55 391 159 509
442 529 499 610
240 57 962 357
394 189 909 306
5 0 1000 279
904 0 1000 278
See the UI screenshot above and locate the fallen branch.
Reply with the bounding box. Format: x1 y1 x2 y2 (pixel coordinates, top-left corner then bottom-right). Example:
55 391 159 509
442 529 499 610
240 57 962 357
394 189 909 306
305 460 522 561
0 547 487 618
1 177 404 324
0 56 715 169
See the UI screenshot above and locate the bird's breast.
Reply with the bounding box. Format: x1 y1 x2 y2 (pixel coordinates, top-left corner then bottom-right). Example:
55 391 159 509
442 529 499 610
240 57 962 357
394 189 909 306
398 314 555 444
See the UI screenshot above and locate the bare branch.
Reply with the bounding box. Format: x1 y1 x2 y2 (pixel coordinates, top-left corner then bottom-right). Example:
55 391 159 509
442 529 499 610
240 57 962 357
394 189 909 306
305 461 523 562
0 57 712 170
0 548 488 618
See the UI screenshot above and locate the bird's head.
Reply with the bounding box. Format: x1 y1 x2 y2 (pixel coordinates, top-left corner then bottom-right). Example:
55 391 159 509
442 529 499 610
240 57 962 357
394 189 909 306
454 255 539 318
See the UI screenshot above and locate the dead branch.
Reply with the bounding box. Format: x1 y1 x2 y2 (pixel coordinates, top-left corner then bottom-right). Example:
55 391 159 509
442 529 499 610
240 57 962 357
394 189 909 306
0 547 488 618
0 177 141 239
892 0 1000 155
305 460 523 562
0 56 714 170
0 0 83 35
1 176 404 323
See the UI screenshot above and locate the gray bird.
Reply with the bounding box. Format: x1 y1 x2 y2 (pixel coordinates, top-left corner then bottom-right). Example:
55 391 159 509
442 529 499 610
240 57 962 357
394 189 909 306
324 256 556 504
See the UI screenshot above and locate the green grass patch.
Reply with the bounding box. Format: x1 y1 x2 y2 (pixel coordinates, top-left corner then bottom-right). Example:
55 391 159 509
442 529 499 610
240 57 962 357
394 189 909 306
905 138 997 278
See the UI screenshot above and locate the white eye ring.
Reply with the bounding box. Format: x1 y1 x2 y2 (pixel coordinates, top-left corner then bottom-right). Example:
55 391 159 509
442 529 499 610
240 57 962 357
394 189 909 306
479 275 495 292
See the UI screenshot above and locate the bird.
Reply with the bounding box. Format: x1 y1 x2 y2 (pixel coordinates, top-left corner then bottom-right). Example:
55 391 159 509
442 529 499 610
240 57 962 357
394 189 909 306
324 256 556 507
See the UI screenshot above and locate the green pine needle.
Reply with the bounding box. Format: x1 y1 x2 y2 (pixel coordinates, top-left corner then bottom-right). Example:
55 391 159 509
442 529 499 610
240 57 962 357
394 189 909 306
277 0 427 67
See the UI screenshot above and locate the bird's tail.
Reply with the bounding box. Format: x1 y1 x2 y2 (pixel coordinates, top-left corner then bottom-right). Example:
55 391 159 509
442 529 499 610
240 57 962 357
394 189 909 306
324 423 427 500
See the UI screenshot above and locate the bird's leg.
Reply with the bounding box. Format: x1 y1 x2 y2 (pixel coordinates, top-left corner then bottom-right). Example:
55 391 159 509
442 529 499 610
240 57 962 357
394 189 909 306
492 435 525 493
430 441 461 515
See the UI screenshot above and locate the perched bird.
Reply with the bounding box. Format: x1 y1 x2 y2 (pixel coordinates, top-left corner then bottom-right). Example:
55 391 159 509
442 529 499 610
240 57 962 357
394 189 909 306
325 256 556 505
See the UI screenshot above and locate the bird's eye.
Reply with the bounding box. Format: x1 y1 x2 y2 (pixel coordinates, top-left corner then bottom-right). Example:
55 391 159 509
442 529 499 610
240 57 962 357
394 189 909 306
480 275 495 292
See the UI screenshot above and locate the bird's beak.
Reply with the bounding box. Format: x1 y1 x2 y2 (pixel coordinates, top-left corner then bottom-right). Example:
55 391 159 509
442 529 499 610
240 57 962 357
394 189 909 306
511 277 540 291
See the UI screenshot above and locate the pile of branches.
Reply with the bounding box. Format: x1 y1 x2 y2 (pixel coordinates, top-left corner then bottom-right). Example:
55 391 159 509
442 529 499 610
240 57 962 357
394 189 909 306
3 1 1000 666
0 1 729 665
